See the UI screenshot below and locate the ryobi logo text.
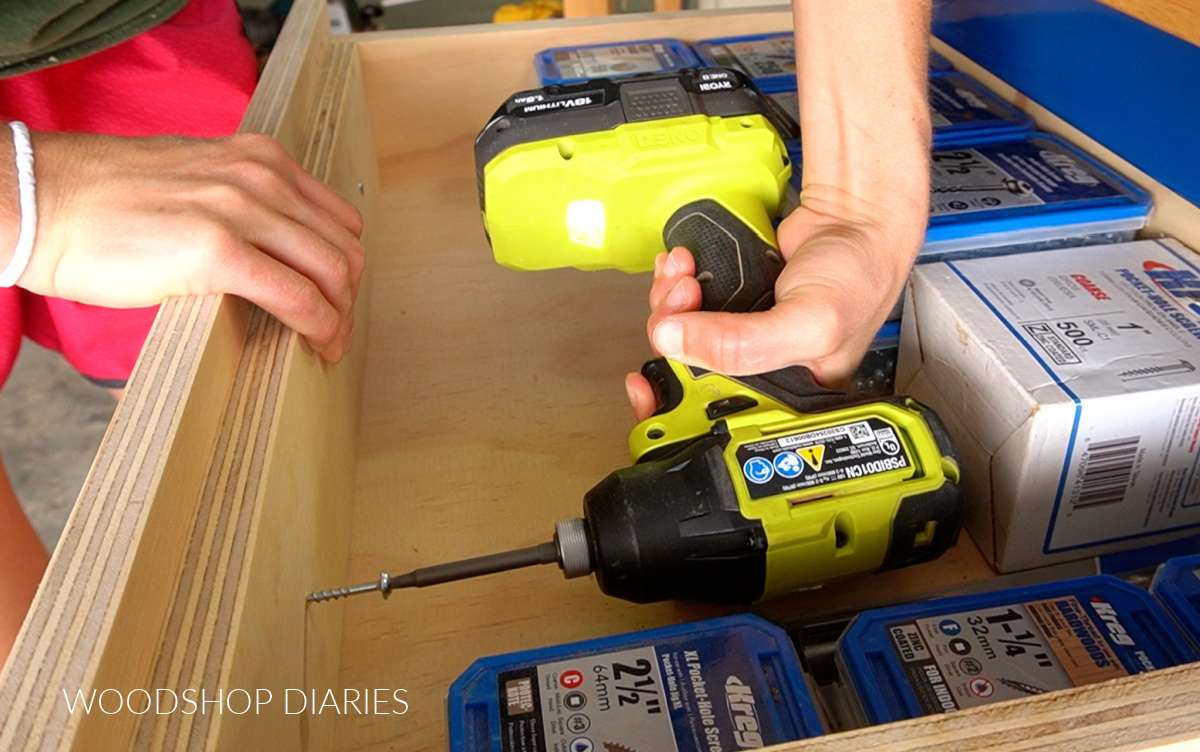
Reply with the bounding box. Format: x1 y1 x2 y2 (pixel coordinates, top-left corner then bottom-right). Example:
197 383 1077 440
634 127 702 149
724 676 764 749
1090 598 1135 647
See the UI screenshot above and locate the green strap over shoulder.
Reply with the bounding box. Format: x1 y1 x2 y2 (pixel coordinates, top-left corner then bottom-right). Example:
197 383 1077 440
0 0 190 79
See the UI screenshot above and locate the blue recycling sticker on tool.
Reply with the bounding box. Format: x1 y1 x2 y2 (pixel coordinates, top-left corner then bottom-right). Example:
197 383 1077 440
744 456 775 484
774 451 804 479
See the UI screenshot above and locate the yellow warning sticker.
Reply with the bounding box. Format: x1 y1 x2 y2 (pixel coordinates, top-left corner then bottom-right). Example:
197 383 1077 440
798 445 825 472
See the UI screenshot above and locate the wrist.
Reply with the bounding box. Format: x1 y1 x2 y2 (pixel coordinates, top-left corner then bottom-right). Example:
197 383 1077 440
11 130 74 297
0 123 37 288
791 0 932 233
0 124 20 274
795 88 932 233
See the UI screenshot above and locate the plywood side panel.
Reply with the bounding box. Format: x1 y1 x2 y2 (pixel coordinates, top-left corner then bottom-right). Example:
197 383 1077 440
0 1 357 750
243 0 334 157
117 33 376 752
1098 0 1200 47
355 9 793 161
210 42 377 752
770 661 1200 751
0 293 252 752
125 306 287 752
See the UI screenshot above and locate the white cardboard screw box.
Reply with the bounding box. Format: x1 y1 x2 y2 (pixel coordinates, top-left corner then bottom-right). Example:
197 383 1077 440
897 238 1200 572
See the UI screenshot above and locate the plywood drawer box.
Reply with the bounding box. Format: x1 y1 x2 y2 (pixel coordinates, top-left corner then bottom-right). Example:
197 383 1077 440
4 1 1200 749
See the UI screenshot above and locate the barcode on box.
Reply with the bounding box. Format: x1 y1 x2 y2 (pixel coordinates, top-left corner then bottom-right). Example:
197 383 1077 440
1073 437 1139 509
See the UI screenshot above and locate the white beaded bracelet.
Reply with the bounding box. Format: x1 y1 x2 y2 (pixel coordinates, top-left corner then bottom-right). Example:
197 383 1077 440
0 121 36 287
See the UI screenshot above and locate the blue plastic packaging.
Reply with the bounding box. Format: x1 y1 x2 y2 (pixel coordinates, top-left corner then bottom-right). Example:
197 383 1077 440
1098 536 1200 579
535 39 700 85
787 132 1152 265
448 614 824 752
765 89 800 147
694 33 957 87
922 133 1152 263
927 72 1033 144
692 33 797 93
837 575 1196 726
768 72 1030 150
1152 554 1200 648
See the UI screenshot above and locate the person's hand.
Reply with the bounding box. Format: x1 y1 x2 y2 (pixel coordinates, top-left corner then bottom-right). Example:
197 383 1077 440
624 186 925 423
15 131 365 363
618 0 932 422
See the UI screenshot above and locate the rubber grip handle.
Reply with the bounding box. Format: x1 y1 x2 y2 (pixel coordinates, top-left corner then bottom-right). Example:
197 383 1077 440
662 199 783 314
661 200 843 403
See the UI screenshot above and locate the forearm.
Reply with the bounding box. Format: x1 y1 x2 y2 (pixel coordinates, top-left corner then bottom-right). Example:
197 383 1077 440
0 457 50 670
791 0 932 250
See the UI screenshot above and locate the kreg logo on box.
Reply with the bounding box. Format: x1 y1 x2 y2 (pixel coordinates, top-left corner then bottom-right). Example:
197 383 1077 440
725 675 763 748
1143 261 1200 316
1089 597 1135 647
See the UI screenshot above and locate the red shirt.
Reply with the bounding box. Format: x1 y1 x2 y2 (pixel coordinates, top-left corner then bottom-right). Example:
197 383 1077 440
0 0 257 387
